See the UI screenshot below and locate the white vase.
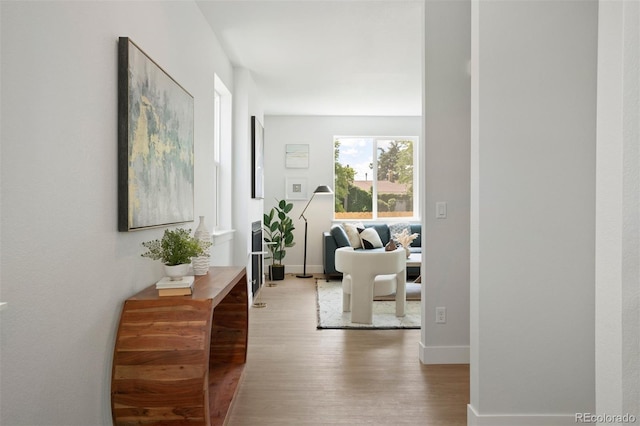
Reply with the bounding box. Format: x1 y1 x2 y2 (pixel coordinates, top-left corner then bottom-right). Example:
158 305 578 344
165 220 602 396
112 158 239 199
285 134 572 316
192 216 211 275
164 263 190 281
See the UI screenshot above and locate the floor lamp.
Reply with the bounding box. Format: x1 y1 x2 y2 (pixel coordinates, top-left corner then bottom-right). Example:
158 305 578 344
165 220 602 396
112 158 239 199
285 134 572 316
297 185 333 278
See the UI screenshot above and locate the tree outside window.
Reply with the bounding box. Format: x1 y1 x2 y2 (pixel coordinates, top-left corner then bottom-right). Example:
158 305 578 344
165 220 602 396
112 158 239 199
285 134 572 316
334 136 417 220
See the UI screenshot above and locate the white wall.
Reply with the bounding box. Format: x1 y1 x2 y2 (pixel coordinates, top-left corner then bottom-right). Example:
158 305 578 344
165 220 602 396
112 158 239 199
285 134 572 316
263 115 421 274
421 0 471 365
0 2 233 424
596 0 640 418
469 0 597 423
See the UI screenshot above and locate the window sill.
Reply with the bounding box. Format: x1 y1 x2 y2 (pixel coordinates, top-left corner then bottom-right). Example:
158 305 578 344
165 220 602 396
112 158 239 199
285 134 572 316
211 229 235 246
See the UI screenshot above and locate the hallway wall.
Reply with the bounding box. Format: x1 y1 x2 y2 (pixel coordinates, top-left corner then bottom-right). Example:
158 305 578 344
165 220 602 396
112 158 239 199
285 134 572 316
469 0 597 422
0 2 232 424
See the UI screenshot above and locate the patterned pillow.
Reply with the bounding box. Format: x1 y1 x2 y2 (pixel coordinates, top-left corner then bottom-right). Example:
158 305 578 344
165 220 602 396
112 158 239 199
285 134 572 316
389 222 412 244
358 227 383 249
342 222 364 249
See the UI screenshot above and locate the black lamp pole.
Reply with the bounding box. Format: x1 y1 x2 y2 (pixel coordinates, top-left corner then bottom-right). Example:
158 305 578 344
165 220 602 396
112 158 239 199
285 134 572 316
297 185 333 278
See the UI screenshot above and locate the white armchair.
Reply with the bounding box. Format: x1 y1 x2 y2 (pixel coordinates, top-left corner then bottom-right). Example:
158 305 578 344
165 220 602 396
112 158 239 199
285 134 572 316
334 247 407 324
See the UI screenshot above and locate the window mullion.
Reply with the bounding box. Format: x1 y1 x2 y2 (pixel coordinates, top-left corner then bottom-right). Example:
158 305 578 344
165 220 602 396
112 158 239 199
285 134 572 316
372 138 379 220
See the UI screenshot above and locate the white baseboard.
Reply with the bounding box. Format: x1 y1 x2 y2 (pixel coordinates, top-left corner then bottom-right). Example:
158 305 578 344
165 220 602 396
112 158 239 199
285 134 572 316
419 342 470 364
467 405 577 425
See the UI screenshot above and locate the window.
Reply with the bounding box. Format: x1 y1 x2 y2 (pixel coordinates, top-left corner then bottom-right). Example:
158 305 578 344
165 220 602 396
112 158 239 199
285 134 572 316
213 90 221 229
214 74 232 230
334 136 418 220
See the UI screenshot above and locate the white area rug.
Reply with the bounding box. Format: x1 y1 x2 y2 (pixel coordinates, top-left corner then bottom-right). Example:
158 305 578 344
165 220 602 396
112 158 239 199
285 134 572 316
316 280 421 329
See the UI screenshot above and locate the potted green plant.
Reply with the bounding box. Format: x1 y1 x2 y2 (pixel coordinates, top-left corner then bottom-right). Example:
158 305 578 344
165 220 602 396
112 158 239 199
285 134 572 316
141 228 212 280
263 199 295 280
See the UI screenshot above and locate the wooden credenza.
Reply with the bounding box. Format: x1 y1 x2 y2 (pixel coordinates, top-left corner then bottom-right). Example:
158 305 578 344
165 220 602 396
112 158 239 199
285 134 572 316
111 267 248 425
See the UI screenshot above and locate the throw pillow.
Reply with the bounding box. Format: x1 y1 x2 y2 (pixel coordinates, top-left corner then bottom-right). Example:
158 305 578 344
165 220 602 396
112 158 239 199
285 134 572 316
389 222 412 245
358 227 383 249
330 225 351 248
370 224 391 245
342 222 364 249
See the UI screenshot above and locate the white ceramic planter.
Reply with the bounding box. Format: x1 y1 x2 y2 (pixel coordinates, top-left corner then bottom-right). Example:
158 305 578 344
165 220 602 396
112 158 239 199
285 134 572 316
164 263 190 281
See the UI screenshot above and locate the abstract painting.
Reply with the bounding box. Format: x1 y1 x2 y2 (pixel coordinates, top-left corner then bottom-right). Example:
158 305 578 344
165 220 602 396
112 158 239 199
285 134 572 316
118 37 194 231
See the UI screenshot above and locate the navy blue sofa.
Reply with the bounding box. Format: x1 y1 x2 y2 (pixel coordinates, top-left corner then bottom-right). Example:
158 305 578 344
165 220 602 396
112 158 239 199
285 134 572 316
322 222 422 279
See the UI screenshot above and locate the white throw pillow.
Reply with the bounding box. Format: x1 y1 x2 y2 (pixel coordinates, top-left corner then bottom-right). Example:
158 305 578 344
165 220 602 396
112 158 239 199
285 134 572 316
342 222 363 248
358 227 383 249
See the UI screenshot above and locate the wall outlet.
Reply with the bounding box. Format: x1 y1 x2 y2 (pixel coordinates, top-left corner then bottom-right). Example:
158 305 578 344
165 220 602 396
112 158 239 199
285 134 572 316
436 307 446 324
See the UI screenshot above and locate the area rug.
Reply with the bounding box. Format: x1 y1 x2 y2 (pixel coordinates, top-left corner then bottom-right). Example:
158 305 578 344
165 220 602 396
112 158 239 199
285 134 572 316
316 280 421 329
322 278 422 301
375 280 421 301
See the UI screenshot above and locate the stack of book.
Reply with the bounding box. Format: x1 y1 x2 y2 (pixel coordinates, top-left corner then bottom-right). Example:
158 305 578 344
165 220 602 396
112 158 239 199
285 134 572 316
155 276 195 296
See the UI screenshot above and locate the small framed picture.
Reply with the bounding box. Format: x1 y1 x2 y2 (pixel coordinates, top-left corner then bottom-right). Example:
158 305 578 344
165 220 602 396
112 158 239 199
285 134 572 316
285 144 309 168
285 177 308 200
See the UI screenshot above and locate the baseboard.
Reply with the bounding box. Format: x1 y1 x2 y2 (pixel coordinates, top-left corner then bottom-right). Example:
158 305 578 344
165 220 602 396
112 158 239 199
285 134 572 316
467 405 577 425
419 342 469 364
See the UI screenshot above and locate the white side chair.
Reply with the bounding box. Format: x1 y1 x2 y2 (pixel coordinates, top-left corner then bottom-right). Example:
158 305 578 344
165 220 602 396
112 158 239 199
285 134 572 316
334 247 407 324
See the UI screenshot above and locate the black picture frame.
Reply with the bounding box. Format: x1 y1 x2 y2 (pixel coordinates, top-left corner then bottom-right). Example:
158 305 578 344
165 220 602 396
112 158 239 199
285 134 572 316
118 37 195 231
251 116 264 199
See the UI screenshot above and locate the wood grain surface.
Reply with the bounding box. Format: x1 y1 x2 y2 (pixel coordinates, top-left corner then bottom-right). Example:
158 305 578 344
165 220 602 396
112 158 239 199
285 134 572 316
111 267 248 426
226 274 470 425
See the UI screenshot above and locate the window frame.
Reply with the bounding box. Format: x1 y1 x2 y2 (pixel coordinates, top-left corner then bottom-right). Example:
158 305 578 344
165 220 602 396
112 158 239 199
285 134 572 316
333 135 420 222
213 74 232 231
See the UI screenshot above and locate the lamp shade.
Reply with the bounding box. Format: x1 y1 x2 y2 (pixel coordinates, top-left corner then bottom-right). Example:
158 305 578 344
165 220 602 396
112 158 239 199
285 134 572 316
313 185 333 194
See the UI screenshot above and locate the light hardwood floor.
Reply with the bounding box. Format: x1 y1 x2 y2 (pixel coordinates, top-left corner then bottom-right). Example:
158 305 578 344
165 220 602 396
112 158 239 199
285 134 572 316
226 275 469 425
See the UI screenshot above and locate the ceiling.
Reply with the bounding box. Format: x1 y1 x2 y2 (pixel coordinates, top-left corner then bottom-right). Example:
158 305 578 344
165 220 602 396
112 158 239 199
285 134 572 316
196 0 424 116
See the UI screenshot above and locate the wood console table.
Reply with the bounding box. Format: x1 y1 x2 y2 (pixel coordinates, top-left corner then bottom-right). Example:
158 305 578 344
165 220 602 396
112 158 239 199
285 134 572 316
111 267 248 425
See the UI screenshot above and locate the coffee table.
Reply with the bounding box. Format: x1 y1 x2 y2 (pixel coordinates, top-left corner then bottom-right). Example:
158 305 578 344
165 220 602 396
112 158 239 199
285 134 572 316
406 253 422 283
406 252 422 268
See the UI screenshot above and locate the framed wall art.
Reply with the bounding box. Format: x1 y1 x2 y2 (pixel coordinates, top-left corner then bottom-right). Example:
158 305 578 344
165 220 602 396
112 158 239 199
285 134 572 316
251 116 264 199
118 37 194 231
285 144 309 168
285 177 308 200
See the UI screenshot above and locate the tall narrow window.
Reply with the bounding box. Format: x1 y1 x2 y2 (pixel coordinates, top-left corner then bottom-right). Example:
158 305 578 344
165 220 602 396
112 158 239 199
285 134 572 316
214 74 232 231
334 136 418 220
214 92 221 164
213 90 221 229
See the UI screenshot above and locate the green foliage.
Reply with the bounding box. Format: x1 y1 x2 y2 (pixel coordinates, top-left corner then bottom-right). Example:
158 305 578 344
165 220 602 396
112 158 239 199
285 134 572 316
378 193 412 212
263 199 296 266
346 185 372 212
378 199 389 212
395 140 414 186
377 140 413 185
334 139 356 212
377 141 401 181
141 228 211 266
388 198 397 211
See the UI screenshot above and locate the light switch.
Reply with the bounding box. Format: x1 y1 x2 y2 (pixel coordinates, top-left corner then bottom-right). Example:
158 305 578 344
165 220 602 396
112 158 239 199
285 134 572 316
436 202 447 219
